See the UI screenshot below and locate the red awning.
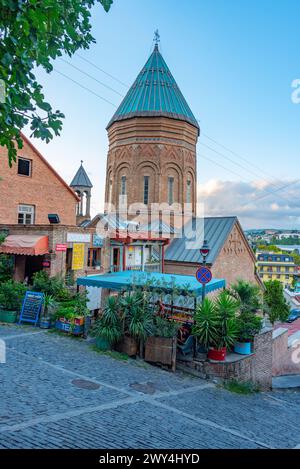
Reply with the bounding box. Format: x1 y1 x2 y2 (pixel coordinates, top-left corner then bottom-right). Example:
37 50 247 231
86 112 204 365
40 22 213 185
0 235 49 256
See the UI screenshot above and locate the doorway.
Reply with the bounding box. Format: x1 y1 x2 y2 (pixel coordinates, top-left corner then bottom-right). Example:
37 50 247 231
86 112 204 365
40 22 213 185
112 248 120 272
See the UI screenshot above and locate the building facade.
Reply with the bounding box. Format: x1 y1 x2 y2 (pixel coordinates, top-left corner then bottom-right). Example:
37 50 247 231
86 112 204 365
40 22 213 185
0 133 78 225
256 252 296 286
105 41 199 221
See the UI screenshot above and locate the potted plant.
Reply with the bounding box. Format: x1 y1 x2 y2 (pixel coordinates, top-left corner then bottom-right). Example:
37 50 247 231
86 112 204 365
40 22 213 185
0 280 26 323
207 291 239 361
125 290 154 358
234 313 262 355
192 297 218 352
114 292 141 356
90 296 122 351
39 294 57 329
145 316 179 370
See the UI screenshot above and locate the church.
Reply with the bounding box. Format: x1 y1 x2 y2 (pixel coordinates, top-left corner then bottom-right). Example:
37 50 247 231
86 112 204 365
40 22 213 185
100 36 260 287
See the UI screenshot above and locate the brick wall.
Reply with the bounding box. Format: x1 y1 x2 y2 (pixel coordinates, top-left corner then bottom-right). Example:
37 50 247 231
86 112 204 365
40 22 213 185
0 136 77 225
272 328 300 376
177 329 273 390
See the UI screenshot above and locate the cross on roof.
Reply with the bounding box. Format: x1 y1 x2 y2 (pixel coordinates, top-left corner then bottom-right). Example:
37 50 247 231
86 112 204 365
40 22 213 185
154 29 160 46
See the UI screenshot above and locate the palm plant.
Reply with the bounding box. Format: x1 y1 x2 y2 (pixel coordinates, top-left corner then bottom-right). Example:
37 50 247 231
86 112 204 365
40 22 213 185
214 291 239 349
91 296 122 346
192 298 218 350
228 280 261 314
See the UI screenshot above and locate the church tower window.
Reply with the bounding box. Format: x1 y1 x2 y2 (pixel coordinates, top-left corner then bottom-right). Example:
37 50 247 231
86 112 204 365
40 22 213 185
121 176 126 196
186 179 191 203
168 177 174 205
144 176 149 205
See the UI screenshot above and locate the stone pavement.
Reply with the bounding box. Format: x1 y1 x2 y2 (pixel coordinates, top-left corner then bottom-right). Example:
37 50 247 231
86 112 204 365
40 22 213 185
0 324 300 449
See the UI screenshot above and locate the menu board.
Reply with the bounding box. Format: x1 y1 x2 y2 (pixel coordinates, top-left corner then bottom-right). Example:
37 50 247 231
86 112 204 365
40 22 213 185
19 291 44 325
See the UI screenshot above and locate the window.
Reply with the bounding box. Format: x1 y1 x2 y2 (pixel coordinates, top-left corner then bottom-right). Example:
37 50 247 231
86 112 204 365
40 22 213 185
285 274 290 279
186 179 191 204
88 248 101 268
108 180 113 204
18 204 35 224
143 176 149 205
121 176 126 196
17 158 31 176
168 177 174 205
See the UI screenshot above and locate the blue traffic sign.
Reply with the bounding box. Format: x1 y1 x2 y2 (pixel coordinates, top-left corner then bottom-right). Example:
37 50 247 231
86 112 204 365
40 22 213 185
195 266 212 285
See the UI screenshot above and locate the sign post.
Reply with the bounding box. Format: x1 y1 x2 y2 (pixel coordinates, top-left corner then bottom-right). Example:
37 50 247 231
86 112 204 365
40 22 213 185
195 265 212 302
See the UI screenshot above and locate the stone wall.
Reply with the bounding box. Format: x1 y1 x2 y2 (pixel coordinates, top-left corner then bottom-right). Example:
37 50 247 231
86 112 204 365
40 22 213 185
177 329 273 390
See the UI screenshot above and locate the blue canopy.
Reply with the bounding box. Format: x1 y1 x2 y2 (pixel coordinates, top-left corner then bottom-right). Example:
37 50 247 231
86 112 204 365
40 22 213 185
77 270 225 298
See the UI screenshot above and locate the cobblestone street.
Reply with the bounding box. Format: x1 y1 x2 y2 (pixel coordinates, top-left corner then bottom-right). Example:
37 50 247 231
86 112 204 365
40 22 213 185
0 325 299 449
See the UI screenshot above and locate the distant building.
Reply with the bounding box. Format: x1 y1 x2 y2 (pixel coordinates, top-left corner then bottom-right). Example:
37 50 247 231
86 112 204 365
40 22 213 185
256 252 296 286
70 161 93 226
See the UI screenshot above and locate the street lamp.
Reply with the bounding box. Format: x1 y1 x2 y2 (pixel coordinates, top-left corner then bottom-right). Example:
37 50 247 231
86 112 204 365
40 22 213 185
200 239 210 302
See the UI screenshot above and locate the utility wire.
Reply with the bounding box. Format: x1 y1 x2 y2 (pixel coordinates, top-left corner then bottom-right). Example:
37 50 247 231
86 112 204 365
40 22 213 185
75 53 129 88
54 64 298 205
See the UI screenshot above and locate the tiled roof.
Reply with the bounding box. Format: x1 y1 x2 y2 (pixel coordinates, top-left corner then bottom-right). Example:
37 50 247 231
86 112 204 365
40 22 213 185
107 45 199 132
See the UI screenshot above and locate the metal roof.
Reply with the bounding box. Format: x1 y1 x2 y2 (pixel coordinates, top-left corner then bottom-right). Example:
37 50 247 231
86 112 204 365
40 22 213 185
107 44 199 132
165 217 237 264
139 220 177 235
70 162 93 188
77 270 225 298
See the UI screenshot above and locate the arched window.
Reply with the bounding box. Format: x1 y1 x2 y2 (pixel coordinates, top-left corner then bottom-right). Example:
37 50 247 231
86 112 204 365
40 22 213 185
121 176 126 196
168 177 174 205
186 179 192 203
108 179 113 204
144 176 149 205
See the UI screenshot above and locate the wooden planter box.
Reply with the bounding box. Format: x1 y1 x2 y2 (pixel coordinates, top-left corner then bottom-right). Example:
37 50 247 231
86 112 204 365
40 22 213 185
115 336 138 356
145 336 177 371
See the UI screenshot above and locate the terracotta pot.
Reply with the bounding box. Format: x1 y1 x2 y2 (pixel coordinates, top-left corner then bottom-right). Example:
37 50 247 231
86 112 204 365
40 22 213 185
207 347 227 361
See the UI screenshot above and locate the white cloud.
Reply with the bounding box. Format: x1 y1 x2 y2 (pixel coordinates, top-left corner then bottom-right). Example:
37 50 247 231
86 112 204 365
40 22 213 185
198 179 300 229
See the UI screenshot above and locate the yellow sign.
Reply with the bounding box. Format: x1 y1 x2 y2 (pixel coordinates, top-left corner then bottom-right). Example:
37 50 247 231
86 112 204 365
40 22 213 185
72 243 85 270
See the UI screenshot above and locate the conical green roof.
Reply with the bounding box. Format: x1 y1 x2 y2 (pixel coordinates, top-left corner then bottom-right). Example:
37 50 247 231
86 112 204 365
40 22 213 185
107 45 199 132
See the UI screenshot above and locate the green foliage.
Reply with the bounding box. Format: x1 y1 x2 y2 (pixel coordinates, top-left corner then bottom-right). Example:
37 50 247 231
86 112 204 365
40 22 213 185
0 254 14 283
223 379 260 394
263 280 290 325
0 233 7 244
192 298 218 350
257 244 281 252
42 293 57 319
0 279 26 310
0 0 112 165
236 313 262 342
32 271 67 298
228 279 262 314
154 316 179 338
91 296 122 345
125 291 154 341
91 346 129 361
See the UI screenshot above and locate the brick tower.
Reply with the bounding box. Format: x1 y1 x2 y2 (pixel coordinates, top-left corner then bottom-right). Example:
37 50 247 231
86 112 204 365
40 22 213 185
105 35 200 223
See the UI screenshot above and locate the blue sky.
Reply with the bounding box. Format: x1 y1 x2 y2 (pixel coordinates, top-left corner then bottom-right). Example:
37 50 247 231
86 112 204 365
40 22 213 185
28 0 300 229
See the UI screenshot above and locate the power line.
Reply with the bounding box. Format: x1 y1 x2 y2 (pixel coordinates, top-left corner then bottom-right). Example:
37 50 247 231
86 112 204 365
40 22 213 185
54 64 298 205
60 58 125 97
53 69 118 108
75 53 129 88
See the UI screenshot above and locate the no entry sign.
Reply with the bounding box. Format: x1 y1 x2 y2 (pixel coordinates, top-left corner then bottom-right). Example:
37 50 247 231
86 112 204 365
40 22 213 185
196 266 212 285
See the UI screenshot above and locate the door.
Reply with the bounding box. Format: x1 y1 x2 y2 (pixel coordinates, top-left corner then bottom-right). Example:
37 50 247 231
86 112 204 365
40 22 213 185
112 248 120 272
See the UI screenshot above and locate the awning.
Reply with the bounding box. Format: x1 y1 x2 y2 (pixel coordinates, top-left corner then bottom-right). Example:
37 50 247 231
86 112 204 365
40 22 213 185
77 270 225 298
0 235 49 256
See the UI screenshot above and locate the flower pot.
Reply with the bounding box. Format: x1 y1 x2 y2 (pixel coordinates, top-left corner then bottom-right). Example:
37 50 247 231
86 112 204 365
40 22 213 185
115 335 138 356
55 318 84 336
95 336 111 351
40 318 51 329
0 309 17 323
145 336 177 370
208 347 227 361
234 341 252 355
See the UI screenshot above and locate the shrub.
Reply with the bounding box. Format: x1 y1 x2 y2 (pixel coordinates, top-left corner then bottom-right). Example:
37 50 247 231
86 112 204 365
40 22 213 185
154 316 179 338
0 254 14 283
0 280 27 311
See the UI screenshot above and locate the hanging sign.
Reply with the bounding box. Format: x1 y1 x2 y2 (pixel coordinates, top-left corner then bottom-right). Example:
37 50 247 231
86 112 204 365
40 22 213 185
56 244 67 252
67 233 91 243
93 234 103 247
72 243 85 270
42 260 51 268
19 291 44 326
195 266 212 285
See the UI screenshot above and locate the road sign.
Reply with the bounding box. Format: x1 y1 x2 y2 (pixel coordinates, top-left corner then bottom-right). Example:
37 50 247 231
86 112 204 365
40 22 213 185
56 243 67 252
196 266 212 285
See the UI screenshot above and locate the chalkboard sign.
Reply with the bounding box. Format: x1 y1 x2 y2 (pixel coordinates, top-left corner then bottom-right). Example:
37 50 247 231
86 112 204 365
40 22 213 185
19 291 44 326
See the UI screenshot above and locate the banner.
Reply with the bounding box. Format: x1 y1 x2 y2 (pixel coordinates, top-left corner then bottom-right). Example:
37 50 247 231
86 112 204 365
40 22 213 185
72 243 85 270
